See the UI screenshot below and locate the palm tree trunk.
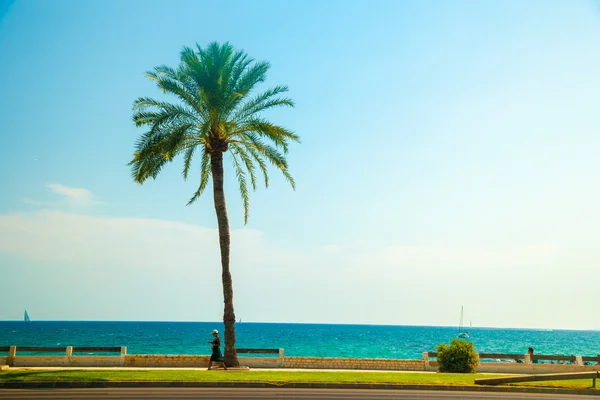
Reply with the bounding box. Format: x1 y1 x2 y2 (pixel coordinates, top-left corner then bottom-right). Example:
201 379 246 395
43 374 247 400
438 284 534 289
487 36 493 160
210 151 239 367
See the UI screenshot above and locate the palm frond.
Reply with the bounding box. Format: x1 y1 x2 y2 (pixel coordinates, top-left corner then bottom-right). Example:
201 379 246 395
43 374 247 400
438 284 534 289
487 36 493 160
182 146 196 181
128 152 168 183
237 119 300 153
230 143 257 191
222 51 254 117
129 122 194 182
237 134 295 189
251 141 288 170
244 144 270 188
187 147 211 205
130 41 299 221
128 129 172 183
147 73 202 113
281 167 296 190
132 98 199 128
230 151 250 224
232 85 294 122
232 61 270 100
150 64 178 78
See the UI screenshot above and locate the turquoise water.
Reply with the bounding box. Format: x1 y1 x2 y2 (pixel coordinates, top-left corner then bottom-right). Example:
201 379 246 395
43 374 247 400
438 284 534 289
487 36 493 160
1 321 598 359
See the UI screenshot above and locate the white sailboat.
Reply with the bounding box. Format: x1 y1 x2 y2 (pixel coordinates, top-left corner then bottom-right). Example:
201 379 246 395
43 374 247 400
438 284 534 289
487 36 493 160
24 309 31 322
457 306 469 339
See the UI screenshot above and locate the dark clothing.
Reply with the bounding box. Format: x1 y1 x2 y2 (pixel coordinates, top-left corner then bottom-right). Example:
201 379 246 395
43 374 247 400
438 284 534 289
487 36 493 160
210 337 223 362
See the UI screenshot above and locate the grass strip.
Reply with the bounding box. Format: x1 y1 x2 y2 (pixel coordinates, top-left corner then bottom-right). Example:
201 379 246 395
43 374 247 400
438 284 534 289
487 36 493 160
0 369 598 390
0 370 476 385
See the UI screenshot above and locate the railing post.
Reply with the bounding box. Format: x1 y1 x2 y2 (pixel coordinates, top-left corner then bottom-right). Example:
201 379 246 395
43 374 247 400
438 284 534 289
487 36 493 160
120 346 127 367
65 346 73 366
422 352 430 371
278 348 284 367
7 346 16 367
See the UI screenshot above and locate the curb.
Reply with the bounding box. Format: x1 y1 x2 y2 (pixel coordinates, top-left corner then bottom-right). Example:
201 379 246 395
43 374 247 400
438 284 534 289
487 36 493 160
0 381 598 395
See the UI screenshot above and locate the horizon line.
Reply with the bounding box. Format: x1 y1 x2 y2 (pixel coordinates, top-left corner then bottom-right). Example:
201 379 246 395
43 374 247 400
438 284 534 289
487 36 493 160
1 319 597 332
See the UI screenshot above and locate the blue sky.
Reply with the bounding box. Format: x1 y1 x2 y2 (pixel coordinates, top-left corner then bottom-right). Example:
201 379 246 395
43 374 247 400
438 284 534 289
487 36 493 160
1 0 600 329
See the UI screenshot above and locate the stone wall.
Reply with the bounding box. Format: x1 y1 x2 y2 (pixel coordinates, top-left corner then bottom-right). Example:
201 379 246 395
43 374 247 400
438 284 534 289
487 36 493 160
1 353 422 370
123 355 281 368
284 357 425 371
124 355 207 367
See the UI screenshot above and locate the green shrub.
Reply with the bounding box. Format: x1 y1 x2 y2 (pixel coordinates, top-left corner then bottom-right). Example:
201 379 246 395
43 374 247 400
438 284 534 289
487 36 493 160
435 338 479 373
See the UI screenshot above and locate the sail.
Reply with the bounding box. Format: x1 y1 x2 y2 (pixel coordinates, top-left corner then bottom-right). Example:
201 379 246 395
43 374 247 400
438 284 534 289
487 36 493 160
24 310 31 322
458 306 469 338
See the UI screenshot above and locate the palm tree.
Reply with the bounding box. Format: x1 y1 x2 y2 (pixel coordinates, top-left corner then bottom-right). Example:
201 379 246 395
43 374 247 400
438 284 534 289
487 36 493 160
128 42 299 367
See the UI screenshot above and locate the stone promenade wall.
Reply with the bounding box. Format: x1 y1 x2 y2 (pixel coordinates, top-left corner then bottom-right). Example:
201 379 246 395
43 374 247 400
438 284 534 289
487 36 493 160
5 348 597 374
2 353 422 370
284 357 425 371
124 355 207 367
123 355 281 368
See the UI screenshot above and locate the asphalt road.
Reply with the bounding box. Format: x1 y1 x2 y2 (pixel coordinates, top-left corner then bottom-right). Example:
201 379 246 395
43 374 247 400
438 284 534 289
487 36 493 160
0 388 598 399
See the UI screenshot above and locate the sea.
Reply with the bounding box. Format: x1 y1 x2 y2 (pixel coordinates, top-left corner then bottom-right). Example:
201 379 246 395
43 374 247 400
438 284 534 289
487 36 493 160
1 322 599 359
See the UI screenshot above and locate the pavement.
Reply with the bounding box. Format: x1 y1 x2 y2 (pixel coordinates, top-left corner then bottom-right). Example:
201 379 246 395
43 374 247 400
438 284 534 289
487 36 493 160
0 366 526 375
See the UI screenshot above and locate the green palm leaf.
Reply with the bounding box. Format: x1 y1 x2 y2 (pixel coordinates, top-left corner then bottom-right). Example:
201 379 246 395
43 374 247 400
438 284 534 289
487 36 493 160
130 41 297 216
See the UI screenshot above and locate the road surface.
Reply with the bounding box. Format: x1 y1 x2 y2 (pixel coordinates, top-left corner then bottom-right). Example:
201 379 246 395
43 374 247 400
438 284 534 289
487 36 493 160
0 388 597 399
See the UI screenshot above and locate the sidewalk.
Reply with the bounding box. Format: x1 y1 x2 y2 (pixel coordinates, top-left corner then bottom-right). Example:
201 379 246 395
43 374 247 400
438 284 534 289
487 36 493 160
3 366 441 373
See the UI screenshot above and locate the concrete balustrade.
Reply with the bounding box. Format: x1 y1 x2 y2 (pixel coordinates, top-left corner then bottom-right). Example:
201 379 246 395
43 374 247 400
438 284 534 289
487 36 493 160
0 346 284 368
2 346 128 368
0 346 598 373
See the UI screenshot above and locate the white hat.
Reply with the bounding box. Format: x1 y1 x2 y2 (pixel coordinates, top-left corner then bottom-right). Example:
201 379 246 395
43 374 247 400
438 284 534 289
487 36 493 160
212 329 219 334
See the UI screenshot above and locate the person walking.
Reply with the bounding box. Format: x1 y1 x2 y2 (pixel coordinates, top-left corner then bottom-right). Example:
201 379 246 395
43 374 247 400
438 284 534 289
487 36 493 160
207 329 228 370
528 347 538 364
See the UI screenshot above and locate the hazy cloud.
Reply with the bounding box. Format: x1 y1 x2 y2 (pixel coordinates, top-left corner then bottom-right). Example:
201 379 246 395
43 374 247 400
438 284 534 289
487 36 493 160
0 209 559 274
47 184 101 207
1 207 591 328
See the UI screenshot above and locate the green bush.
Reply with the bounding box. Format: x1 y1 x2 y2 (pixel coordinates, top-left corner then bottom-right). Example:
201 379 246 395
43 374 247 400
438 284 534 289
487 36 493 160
435 338 479 373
